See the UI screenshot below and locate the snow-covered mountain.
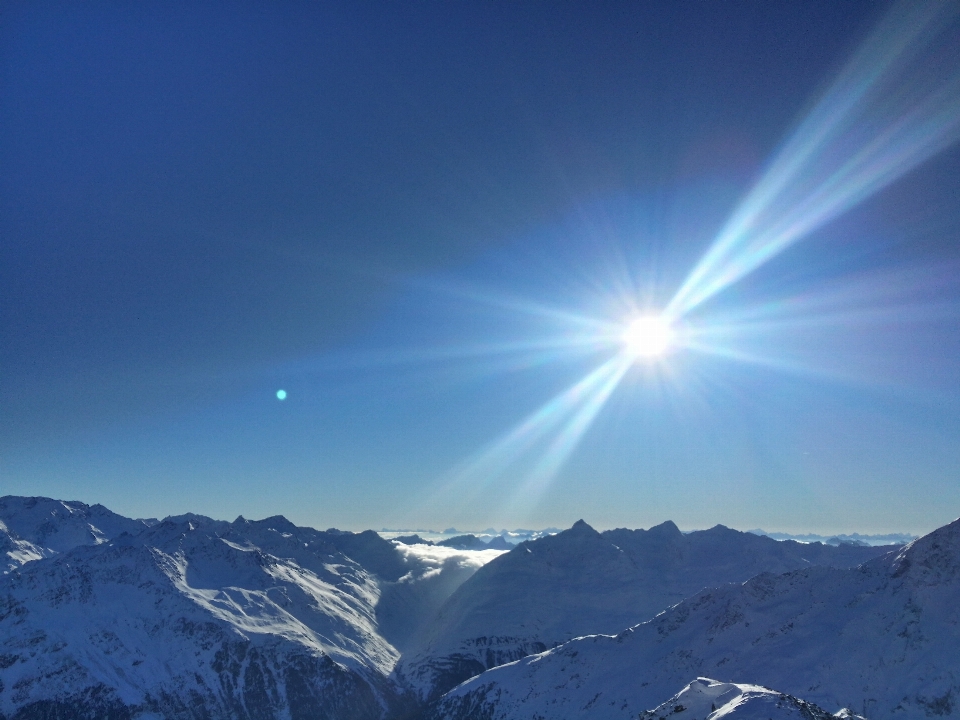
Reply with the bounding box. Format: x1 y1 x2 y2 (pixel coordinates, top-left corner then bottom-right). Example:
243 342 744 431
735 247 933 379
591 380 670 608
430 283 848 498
430 517 960 720
1 495 941 720
397 519 898 702
0 498 514 719
0 514 409 719
1 496 150 572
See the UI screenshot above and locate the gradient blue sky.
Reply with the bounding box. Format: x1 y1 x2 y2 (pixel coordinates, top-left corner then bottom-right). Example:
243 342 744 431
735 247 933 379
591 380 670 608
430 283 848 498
3 1 959 534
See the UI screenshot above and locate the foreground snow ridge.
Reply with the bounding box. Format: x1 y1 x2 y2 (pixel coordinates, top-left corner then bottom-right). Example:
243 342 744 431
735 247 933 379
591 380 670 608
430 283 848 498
431 676 868 720
640 679 863 720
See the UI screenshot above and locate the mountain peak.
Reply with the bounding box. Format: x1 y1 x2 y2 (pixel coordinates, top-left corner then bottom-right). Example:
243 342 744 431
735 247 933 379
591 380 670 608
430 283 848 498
705 523 735 533
891 516 960 581
255 515 299 533
555 519 603 543
647 520 683 538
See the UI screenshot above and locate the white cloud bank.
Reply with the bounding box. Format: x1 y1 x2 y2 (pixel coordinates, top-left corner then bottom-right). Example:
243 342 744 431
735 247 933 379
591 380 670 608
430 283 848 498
393 542 507 582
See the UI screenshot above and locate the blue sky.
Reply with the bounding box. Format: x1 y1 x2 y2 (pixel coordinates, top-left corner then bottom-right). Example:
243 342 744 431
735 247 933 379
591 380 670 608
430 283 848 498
3 1 959 534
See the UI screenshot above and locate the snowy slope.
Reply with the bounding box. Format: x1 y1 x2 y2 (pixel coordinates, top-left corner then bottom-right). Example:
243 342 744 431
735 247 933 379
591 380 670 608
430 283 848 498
0 501 514 719
397 519 897 702
0 496 149 572
0 496 937 719
430 517 960 720
0 516 406 719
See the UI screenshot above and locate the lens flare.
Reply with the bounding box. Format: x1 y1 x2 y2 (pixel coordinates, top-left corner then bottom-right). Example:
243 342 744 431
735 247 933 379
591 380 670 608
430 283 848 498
667 0 960 318
505 353 634 511
445 356 630 488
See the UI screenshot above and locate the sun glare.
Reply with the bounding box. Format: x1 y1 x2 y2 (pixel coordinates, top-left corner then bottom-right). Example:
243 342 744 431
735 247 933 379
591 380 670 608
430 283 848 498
621 315 674 359
427 0 960 519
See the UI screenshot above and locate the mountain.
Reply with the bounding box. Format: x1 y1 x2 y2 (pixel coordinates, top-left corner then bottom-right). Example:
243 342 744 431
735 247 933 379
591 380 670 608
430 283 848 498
435 535 494 551
1 496 150 572
429 517 960 720
0 514 407 719
483 536 512 551
0 498 515 719
396 519 897 702
1 495 937 719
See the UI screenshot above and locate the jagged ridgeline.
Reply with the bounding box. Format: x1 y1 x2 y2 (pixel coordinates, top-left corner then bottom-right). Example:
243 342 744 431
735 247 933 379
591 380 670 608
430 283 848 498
1 496 954 720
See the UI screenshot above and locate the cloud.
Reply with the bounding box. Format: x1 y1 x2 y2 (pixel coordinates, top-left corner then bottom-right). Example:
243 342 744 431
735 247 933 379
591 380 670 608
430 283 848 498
392 542 507 582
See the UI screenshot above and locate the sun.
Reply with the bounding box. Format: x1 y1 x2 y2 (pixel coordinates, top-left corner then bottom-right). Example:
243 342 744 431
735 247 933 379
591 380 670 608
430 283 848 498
621 314 674 359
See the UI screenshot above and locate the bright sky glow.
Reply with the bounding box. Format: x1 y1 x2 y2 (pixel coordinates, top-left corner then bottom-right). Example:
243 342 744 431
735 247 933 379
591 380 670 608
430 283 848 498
666 0 960 319
418 0 960 524
621 315 673 359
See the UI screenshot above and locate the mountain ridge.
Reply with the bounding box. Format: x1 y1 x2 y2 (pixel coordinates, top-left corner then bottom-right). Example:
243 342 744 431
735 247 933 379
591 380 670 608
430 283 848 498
430 517 960 720
0 495 940 720
396 518 900 702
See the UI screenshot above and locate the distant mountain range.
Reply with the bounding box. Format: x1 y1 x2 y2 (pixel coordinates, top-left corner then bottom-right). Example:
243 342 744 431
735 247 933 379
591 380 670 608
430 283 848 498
0 495 952 720
747 529 918 547
382 527 916 548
